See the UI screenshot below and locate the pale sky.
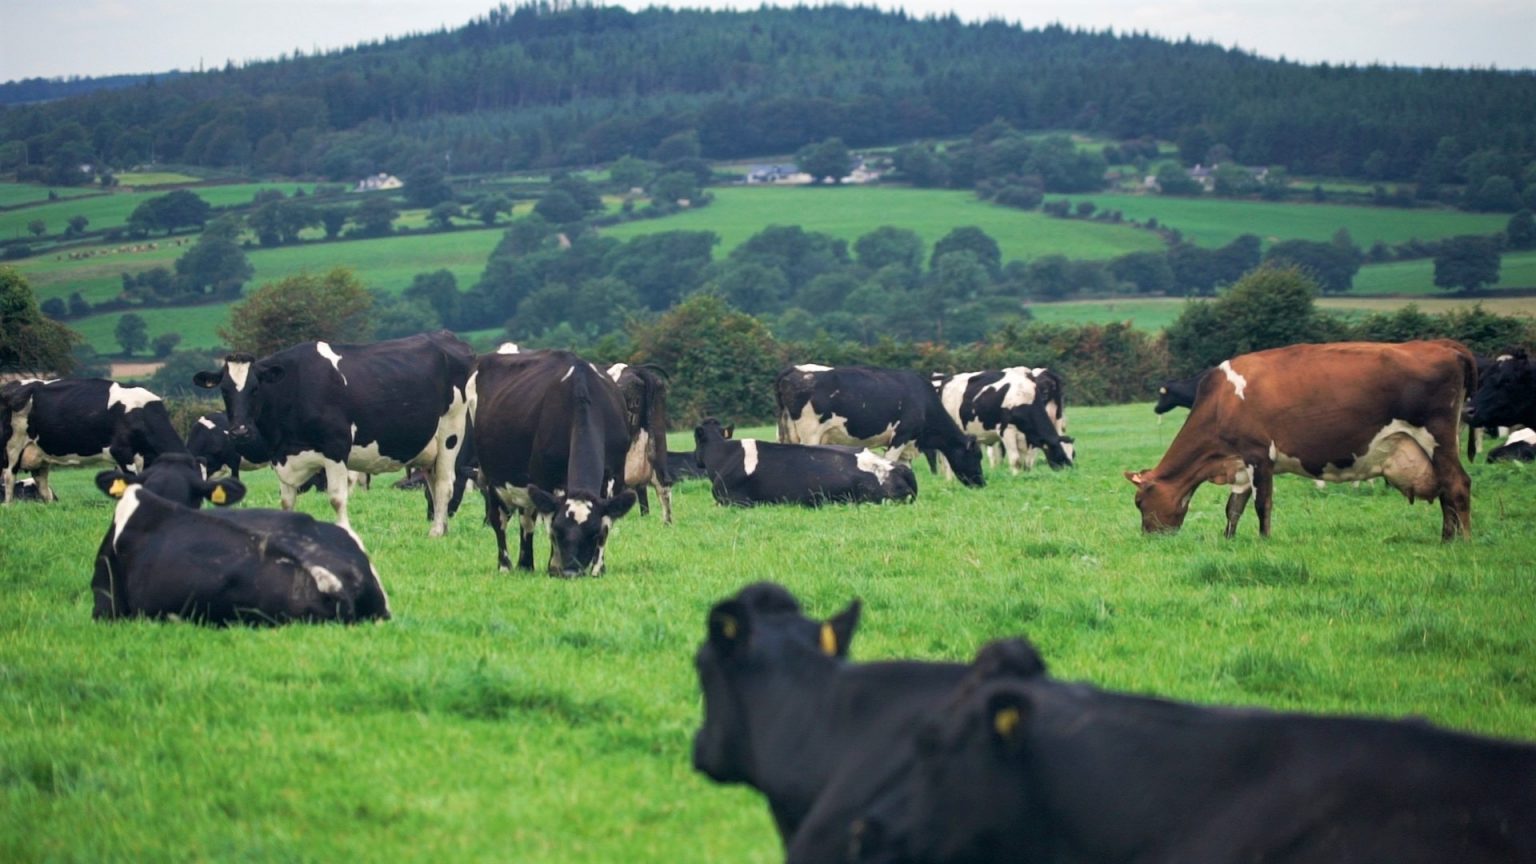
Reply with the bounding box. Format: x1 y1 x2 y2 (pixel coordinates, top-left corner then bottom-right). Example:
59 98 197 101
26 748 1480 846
1 0 1531 83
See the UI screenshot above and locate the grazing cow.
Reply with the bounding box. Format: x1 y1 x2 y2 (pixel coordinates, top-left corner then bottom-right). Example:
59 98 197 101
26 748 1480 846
605 363 674 523
1470 349 1536 430
2 377 186 504
91 454 390 625
1487 427 1536 463
1152 369 1208 415
471 349 636 575
934 368 1073 474
1125 341 1475 540
851 638 1536 864
185 411 255 480
693 582 970 856
694 418 917 507
193 330 475 536
776 364 985 487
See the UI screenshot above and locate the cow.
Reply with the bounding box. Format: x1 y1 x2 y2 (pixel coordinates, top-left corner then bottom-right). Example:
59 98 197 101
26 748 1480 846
185 411 254 481
470 349 636 576
1470 349 1536 431
692 582 971 857
1125 341 1475 540
2 377 186 504
693 418 917 507
851 637 1536 864
1487 427 1536 463
605 363 674 523
776 364 985 487
1152 369 1208 415
666 449 708 482
91 453 391 625
193 330 475 537
0 477 44 502
933 368 1073 475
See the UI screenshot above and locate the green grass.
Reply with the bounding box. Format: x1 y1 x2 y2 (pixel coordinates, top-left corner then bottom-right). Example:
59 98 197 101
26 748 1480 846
0 183 101 208
1023 297 1190 331
116 172 204 187
0 182 324 241
1066 193 1511 249
601 185 1167 262
2 403 1533 861
1353 249 1536 294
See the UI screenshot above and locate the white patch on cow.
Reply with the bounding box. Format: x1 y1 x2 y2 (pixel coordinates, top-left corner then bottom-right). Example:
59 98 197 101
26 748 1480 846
855 449 893 485
197 416 217 430
795 363 833 373
111 486 143 549
315 342 347 384
1496 354 1513 362
606 362 628 383
1271 420 1438 494
495 483 534 511
308 566 345 596
741 439 760 476
226 361 251 392
1231 463 1254 494
1507 428 1536 446
992 369 1038 410
496 342 521 354
565 499 594 524
108 383 160 412
274 450 330 490
560 365 575 382
1218 360 1247 400
347 438 405 474
624 428 651 486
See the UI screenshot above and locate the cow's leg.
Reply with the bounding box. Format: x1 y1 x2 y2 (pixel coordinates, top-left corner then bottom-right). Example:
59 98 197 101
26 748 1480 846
1223 490 1251 538
322 459 354 530
1003 430 1025 475
2 457 14 505
652 474 673 525
488 499 512 572
636 484 650 517
517 509 537 570
1253 463 1276 538
1431 425 1472 540
424 462 455 538
33 466 55 503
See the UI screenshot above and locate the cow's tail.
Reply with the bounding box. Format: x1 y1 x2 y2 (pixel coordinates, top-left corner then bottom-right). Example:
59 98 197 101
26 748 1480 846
773 367 797 443
1448 340 1480 461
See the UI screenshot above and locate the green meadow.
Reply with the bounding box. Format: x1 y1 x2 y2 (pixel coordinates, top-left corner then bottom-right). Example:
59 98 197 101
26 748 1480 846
0 183 101 209
2 404 1533 861
1352 249 1536 295
0 182 321 241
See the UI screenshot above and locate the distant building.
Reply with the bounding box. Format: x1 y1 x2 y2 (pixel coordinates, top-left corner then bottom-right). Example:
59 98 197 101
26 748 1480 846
356 173 403 192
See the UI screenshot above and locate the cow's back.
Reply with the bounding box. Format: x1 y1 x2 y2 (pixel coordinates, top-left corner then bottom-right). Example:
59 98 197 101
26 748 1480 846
474 351 628 491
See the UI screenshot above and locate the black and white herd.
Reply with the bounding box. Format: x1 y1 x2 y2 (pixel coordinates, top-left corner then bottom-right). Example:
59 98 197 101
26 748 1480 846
6 332 1535 860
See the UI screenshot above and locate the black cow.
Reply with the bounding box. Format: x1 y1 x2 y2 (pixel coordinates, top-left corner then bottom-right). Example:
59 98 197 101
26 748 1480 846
1153 369 1209 415
91 454 391 625
666 449 708 482
1470 349 1536 430
694 419 917 507
1487 427 1536 463
933 368 1073 474
776 364 985 487
471 349 636 576
606 363 674 523
2 377 186 504
693 582 969 855
193 330 475 536
185 411 253 480
853 637 1536 864
0 477 44 502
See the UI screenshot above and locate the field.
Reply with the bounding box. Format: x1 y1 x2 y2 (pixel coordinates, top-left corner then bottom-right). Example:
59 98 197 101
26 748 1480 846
0 183 101 209
1353 249 1536 294
3 404 1533 861
0 182 322 242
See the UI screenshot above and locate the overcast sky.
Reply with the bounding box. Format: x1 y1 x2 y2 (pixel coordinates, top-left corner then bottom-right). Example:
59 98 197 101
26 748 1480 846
1 0 1531 83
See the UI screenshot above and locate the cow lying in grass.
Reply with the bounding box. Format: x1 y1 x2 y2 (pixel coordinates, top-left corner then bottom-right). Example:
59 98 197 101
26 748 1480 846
694 418 917 507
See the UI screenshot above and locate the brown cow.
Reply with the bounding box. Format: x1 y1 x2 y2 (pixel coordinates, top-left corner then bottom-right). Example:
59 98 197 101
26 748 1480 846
1125 340 1475 540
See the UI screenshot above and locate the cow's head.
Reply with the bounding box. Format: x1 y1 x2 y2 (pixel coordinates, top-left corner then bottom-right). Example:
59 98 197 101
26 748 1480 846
96 453 245 510
1124 470 1188 533
1152 385 1180 415
692 582 861 786
192 353 277 457
853 639 1049 864
527 485 635 577
693 418 734 469
1470 349 1535 429
948 435 986 487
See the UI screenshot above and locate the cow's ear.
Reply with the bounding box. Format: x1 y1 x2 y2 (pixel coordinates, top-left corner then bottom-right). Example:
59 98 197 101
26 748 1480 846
256 365 285 385
1124 470 1148 488
1 381 39 412
202 477 246 507
986 689 1032 754
972 638 1048 680
723 424 734 439
192 371 223 390
707 599 749 656
822 598 861 658
603 489 637 520
95 470 137 499
528 485 560 515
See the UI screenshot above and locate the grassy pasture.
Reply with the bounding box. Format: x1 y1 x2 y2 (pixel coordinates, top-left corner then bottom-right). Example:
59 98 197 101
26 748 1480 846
0 182 322 241
2 403 1533 861
0 184 100 209
1353 249 1536 294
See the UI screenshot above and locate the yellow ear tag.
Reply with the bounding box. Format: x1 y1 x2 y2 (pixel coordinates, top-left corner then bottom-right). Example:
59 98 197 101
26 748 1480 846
719 615 738 639
994 706 1021 739
210 485 227 505
108 478 127 497
820 622 838 656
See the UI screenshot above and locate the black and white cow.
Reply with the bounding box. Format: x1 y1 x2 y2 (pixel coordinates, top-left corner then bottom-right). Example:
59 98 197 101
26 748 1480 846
1487 427 1536 463
0 477 44 502
2 377 186 504
1470 349 1536 431
851 637 1536 864
606 362 674 523
471 349 636 575
193 330 475 536
185 411 253 480
1153 369 1209 415
91 453 390 625
933 368 1073 474
694 418 917 507
776 364 985 487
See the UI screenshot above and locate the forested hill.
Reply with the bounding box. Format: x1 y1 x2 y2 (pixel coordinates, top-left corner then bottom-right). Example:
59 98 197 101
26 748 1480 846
4 2 1533 184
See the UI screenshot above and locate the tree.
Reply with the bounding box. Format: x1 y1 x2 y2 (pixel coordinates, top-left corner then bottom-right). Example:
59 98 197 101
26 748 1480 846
127 189 212 236
319 207 349 239
0 267 80 374
931 226 1001 275
404 269 462 328
27 219 46 238
175 228 253 297
795 137 852 184
628 293 784 425
1505 210 1535 251
114 313 149 356
403 165 454 209
1109 251 1174 295
473 195 510 226
220 268 373 356
151 332 182 359
1264 239 1361 294
534 189 584 224
429 201 462 230
65 215 89 237
1434 236 1502 294
353 197 399 237
1155 163 1202 195
1165 265 1327 373
649 171 700 205
608 156 655 190
855 226 924 273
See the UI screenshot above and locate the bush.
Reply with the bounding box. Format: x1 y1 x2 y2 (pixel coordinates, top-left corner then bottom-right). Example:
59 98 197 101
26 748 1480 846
628 294 785 426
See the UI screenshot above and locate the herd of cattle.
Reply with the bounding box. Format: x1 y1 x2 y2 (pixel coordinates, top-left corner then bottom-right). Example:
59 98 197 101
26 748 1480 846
5 332 1536 858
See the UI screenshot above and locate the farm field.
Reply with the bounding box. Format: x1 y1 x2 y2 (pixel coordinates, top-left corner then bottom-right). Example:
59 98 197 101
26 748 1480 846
0 182 323 241
2 403 1533 862
0 183 101 209
1353 249 1536 295
600 185 1168 262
